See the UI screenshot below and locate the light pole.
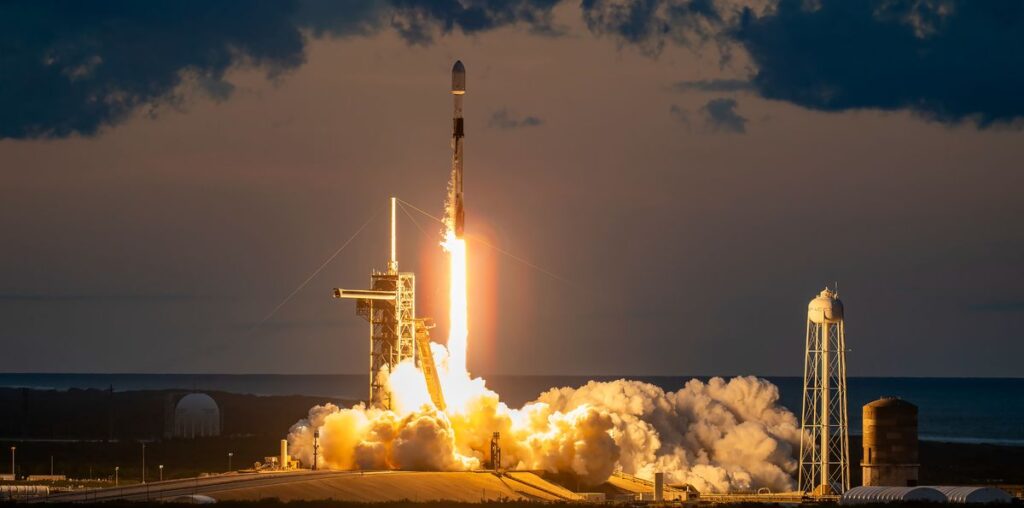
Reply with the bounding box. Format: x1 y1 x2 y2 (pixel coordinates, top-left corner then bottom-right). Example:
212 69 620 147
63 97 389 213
114 466 119 487
227 452 233 472
9 446 14 481
313 430 319 471
141 443 146 483
159 465 163 482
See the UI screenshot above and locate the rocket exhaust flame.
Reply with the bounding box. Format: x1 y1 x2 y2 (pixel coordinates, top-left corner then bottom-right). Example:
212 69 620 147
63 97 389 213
443 231 468 377
289 61 802 493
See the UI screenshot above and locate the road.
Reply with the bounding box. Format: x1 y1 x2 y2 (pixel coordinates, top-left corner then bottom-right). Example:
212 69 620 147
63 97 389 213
30 470 392 503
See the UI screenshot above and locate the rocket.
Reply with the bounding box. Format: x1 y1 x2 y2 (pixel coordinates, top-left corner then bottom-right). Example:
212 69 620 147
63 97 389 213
449 60 466 238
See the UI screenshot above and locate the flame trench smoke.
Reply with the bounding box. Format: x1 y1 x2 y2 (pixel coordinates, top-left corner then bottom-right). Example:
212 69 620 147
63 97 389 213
288 222 800 492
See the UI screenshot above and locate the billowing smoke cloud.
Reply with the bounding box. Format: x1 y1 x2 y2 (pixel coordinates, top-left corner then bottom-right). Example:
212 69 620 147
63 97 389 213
289 347 800 493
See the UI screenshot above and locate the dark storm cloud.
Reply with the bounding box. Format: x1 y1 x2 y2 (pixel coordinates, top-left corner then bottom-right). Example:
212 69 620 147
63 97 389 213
578 0 1024 128
387 0 561 44
0 0 560 140
733 1 1024 128
669 98 746 133
668 104 691 126
489 108 544 129
672 79 753 93
699 97 746 133
580 0 721 56
5 0 1024 140
968 300 1024 314
0 1 307 139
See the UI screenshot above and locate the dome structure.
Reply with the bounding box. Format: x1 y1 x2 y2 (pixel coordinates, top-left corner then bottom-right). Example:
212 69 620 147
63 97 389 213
173 393 221 438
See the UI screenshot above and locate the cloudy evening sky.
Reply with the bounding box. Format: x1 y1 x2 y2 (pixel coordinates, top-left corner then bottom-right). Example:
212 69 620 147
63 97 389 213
1 0 1023 376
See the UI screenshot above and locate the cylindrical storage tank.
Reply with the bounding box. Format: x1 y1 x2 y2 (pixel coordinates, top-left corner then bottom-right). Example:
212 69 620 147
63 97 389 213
280 439 289 470
862 397 918 487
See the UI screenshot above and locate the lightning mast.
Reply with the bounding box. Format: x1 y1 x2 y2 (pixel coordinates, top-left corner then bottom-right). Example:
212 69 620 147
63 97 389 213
334 198 416 409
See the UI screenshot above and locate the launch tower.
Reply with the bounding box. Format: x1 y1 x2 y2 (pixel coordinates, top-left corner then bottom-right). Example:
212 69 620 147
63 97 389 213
799 287 851 496
333 198 418 409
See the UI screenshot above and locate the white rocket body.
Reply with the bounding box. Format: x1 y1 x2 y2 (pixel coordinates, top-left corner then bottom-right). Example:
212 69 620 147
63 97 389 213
449 60 466 238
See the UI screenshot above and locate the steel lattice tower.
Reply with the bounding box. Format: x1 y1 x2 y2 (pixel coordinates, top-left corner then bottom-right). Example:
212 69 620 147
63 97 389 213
334 198 417 409
799 287 850 496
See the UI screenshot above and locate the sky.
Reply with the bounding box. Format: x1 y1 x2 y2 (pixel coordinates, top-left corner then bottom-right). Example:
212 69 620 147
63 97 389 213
1 0 1023 377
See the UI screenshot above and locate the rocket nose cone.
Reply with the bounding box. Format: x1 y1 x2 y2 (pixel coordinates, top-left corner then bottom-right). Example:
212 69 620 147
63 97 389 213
451 60 466 93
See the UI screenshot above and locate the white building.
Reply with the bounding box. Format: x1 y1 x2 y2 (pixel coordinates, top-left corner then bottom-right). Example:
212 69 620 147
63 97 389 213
173 393 221 438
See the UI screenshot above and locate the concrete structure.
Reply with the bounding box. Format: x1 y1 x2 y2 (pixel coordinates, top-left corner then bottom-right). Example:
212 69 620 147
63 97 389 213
799 287 850 495
841 486 946 504
862 397 918 487
173 393 220 438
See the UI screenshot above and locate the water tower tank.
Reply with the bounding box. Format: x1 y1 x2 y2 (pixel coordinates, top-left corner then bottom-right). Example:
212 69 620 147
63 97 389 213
808 288 844 323
862 397 918 487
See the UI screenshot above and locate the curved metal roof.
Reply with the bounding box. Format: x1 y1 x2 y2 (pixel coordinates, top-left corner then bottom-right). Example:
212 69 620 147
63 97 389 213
841 486 946 504
927 486 1012 503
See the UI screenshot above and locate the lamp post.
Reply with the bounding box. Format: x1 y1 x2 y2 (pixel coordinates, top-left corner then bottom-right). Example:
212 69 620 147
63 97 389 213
159 465 163 482
114 466 119 487
141 443 146 483
9 446 14 481
227 452 233 472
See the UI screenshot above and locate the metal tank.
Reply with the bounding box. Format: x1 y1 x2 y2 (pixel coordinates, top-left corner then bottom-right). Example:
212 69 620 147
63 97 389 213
861 397 919 487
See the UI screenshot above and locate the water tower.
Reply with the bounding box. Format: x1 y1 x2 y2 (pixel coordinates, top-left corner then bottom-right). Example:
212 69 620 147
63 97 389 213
798 287 850 495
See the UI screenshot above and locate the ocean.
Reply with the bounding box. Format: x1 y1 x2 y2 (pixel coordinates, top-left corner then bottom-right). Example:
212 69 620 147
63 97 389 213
1 373 1021 445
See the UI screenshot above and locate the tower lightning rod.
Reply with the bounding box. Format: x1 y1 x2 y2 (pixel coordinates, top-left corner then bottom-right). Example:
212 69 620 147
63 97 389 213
389 196 397 273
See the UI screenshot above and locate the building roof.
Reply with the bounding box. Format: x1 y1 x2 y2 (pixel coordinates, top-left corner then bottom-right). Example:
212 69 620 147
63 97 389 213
865 396 917 409
927 486 1012 503
841 486 946 504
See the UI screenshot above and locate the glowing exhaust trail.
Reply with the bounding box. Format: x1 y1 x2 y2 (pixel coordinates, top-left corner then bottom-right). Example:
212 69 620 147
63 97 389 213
443 231 468 375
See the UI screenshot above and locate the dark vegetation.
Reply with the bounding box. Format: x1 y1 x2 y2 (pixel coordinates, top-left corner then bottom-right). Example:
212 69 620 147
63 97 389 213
0 388 352 440
0 388 354 480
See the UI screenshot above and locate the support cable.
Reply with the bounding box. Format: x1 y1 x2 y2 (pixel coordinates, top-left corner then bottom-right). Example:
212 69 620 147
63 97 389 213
156 206 381 369
396 198 572 285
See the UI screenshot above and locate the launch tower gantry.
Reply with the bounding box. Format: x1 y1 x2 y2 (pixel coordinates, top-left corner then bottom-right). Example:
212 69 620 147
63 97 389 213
334 198 415 409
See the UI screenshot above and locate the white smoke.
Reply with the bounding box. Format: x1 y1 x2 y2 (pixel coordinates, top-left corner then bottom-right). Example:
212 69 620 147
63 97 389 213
288 350 800 493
